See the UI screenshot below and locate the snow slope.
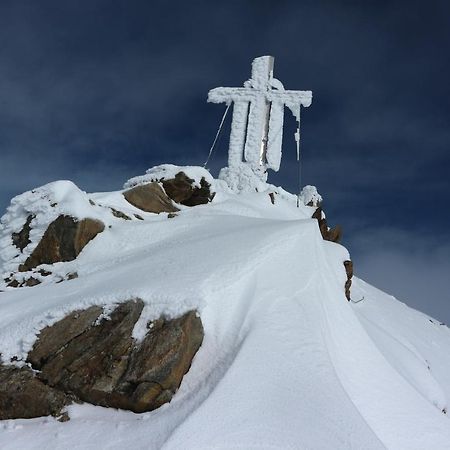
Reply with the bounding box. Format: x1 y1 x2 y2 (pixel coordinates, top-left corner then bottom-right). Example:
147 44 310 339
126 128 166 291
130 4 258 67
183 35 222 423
1 173 450 449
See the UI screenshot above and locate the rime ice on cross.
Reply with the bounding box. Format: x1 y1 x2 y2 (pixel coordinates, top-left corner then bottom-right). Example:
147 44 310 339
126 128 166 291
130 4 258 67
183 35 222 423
208 56 312 185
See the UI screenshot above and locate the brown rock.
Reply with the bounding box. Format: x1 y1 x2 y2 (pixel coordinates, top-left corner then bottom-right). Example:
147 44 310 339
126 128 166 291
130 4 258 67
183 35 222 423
19 215 105 272
269 193 275 205
110 208 131 220
312 207 342 243
24 277 41 287
118 311 204 412
344 260 353 301
28 305 104 369
11 215 34 251
162 172 214 207
123 183 179 214
0 365 69 420
27 300 204 414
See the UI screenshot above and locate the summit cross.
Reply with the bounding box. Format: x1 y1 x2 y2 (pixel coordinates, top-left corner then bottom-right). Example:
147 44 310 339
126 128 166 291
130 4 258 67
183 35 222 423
208 56 312 183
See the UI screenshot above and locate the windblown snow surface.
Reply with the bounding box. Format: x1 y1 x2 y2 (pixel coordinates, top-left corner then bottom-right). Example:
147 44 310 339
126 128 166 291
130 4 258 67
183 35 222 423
1 172 450 449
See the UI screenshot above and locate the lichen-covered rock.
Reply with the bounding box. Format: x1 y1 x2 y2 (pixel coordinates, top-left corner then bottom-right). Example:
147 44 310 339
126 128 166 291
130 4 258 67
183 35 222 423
25 300 203 414
18 215 105 272
123 183 179 214
0 365 70 420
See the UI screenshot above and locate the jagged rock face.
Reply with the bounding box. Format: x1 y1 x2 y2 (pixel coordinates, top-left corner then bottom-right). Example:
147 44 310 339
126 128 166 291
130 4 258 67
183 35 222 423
11 215 34 251
20 300 204 416
312 207 342 243
0 365 70 420
123 183 179 214
162 172 215 206
18 215 105 273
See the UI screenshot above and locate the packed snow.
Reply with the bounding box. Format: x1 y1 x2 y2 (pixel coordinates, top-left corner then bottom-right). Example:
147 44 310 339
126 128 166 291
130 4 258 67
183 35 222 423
1 167 450 449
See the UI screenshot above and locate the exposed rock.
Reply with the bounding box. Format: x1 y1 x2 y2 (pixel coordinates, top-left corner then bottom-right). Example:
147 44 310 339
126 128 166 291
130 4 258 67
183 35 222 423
110 208 131 220
312 207 342 243
26 300 203 414
117 310 204 412
161 172 215 207
134 214 144 220
269 193 275 205
19 215 105 272
28 305 104 369
123 183 179 214
6 279 20 288
0 365 70 420
11 215 34 251
344 260 353 301
24 277 41 287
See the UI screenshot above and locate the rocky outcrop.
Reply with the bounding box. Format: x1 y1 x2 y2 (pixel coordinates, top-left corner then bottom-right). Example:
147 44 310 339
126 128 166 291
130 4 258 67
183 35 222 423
18 215 104 273
0 300 204 419
344 260 353 301
123 172 215 214
11 215 34 251
161 172 215 206
123 183 179 214
312 207 342 243
0 365 70 420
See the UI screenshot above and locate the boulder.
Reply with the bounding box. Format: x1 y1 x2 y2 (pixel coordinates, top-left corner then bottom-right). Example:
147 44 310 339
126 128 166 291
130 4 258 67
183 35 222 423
25 300 203 414
0 365 69 420
162 172 215 206
18 215 105 272
123 183 179 214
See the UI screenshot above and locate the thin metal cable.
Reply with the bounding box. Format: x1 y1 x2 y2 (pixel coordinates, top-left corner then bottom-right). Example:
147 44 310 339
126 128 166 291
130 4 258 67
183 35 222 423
296 105 302 207
203 103 231 168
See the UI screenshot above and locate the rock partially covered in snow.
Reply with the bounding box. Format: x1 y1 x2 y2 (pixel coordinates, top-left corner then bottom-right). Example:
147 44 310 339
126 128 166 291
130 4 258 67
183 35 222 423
300 185 322 207
0 181 97 277
123 183 179 214
0 181 111 288
312 206 342 243
0 300 204 420
125 165 216 208
125 164 215 190
18 215 104 273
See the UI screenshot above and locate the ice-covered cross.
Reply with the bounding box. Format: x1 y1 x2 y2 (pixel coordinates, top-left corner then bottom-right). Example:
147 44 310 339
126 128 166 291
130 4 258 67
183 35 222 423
208 55 312 187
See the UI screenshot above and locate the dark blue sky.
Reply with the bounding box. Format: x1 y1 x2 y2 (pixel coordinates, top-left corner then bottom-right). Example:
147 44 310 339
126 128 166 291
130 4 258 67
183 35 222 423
0 1 449 321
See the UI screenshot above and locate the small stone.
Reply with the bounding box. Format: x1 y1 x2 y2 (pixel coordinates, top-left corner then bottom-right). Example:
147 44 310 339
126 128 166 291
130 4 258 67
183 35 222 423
110 208 132 220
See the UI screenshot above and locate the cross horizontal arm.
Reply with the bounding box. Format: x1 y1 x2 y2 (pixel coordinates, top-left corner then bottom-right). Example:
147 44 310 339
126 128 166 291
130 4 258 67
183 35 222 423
208 87 312 108
208 87 259 104
268 90 313 108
